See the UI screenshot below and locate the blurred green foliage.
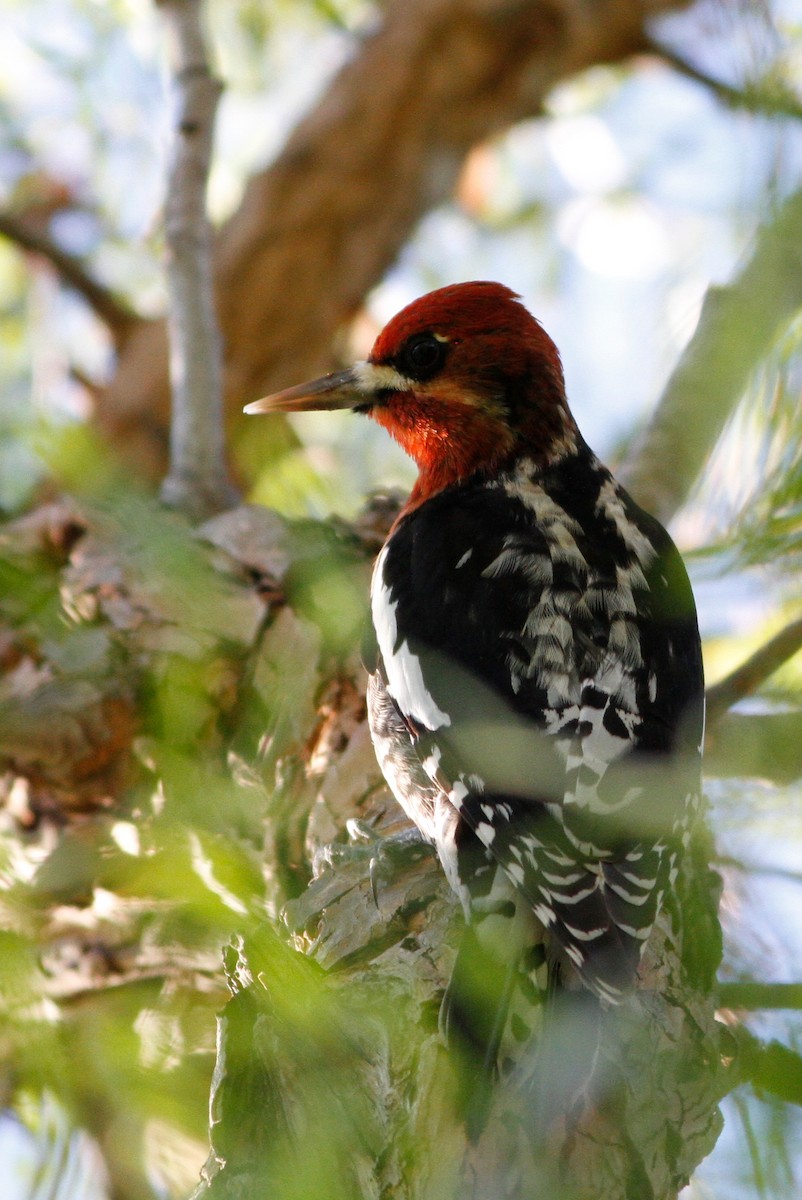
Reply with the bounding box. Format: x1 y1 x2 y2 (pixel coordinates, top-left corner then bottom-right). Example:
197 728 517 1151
0 0 801 1197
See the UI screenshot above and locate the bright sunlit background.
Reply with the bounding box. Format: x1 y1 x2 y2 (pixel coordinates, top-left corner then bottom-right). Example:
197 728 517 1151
1 0 802 1196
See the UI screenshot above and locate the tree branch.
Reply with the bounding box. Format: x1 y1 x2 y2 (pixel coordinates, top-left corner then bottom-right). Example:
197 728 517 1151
717 856 802 889
98 0 692 478
647 38 802 123
706 617 802 724
157 0 239 520
0 210 136 346
718 982 802 1010
619 187 802 522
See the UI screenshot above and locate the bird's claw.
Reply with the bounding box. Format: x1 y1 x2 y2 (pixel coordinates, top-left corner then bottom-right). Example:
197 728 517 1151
364 825 435 909
345 817 381 845
312 820 432 899
369 855 382 908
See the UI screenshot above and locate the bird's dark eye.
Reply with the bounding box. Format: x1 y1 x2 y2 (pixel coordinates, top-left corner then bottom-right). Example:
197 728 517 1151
399 333 447 380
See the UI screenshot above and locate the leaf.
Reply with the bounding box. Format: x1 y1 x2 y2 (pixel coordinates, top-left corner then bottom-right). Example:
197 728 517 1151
249 606 322 761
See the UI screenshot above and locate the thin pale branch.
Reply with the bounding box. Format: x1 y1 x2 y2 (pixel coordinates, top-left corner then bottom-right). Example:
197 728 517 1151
706 617 802 723
0 210 136 345
619 188 802 523
717 856 802 889
157 0 238 520
647 38 802 123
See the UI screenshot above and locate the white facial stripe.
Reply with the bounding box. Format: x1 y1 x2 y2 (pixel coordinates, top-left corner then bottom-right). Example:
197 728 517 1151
353 361 413 394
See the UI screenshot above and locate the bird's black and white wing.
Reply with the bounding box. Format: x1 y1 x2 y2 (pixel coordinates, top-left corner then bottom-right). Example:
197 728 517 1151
366 450 703 1003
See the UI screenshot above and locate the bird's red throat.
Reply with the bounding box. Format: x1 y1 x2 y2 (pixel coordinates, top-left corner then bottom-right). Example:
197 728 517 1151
370 391 516 510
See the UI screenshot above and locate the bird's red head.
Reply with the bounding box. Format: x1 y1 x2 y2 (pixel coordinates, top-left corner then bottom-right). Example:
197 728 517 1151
245 282 578 508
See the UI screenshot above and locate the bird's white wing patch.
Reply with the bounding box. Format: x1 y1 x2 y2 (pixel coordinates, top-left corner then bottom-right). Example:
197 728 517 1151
371 547 451 731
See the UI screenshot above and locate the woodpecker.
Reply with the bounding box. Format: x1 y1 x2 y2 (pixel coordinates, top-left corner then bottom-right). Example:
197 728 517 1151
245 282 704 1064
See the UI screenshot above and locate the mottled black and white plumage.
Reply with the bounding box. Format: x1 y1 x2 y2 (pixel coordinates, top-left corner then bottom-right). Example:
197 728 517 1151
367 449 703 1008
245 281 704 1067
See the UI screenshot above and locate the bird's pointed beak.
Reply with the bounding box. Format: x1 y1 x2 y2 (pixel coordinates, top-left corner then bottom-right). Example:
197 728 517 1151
244 366 365 415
